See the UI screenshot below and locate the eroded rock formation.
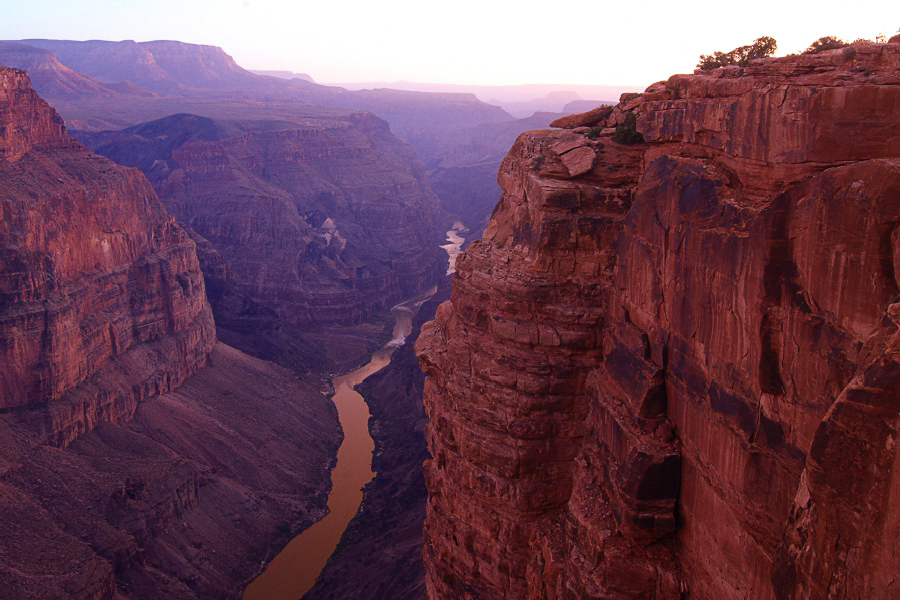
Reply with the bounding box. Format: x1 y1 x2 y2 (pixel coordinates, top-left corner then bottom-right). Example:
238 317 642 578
78 112 445 328
0 68 342 600
417 40 900 599
0 67 215 446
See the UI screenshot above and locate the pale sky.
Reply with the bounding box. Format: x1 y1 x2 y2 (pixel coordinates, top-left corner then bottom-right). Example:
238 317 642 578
2 0 899 88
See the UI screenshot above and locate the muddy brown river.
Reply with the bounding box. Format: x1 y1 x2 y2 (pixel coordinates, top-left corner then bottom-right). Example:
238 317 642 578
243 224 464 600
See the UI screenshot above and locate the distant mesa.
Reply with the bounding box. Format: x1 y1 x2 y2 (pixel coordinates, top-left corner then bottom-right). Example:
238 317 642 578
14 38 274 94
561 99 614 113
0 41 155 99
486 89 584 118
251 69 315 82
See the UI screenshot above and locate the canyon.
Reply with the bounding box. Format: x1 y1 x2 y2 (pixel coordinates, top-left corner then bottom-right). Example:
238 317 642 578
10 27 900 600
0 39 590 234
417 39 900 599
0 67 344 600
76 111 445 330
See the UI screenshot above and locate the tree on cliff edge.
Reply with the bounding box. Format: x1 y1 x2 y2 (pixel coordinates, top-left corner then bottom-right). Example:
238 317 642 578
697 36 777 70
803 36 850 54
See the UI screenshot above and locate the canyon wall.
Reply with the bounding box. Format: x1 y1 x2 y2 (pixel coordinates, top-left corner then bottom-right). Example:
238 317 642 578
78 112 446 329
417 41 900 599
0 67 215 447
0 68 343 600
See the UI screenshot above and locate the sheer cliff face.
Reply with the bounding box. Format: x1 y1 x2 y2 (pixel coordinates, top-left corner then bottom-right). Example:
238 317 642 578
417 41 900 599
0 68 215 446
80 112 445 327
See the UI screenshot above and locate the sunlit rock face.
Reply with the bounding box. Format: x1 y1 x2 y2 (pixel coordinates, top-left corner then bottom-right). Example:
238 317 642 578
0 67 215 446
417 41 900 599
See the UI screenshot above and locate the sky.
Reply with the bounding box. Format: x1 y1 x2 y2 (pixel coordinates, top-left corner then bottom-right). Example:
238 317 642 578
2 0 900 88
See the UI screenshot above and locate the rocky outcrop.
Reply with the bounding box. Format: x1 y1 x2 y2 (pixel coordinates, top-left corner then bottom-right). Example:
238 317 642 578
78 112 445 328
0 67 215 447
417 41 900 599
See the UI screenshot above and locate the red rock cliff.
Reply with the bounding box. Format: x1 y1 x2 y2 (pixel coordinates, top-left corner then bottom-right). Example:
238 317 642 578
0 67 215 447
417 41 900 599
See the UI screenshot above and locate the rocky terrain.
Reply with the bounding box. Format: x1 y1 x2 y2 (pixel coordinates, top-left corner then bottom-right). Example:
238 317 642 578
0 42 153 100
0 39 559 233
0 39 511 149
0 66 215 445
417 40 900 599
0 68 342 600
75 111 446 333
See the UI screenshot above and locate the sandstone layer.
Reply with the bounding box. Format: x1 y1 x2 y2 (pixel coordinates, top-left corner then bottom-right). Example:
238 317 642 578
0 67 215 446
0 69 347 600
417 40 900 599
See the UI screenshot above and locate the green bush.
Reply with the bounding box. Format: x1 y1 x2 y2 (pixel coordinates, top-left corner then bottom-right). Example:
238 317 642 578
697 36 777 70
586 127 603 140
612 113 643 145
803 36 849 54
531 155 545 171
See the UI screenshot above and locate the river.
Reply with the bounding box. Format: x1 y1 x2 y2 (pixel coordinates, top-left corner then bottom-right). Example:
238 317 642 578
243 222 465 600
440 221 468 275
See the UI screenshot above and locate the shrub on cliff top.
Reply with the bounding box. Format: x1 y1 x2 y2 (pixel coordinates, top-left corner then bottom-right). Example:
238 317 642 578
803 36 849 54
612 113 644 145
697 36 777 70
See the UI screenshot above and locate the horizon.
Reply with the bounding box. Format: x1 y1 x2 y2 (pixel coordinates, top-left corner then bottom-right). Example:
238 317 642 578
2 0 899 89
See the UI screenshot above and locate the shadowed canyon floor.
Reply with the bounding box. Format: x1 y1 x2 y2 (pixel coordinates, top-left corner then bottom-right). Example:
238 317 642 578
244 289 433 600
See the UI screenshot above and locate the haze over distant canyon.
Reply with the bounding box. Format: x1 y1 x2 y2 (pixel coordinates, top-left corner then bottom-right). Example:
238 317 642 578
2 26 900 600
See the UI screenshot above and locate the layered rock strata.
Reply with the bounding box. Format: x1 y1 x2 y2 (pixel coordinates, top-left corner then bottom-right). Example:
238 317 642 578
0 70 342 600
79 112 445 328
0 68 215 446
417 40 900 599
